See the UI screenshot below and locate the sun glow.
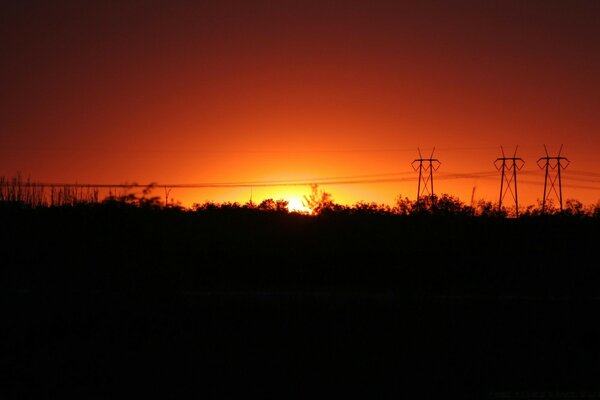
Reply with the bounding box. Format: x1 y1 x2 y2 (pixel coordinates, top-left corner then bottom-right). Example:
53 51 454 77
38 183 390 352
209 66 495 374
286 197 311 214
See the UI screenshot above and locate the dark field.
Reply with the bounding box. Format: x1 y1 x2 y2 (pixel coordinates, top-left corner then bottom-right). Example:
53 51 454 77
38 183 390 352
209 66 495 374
2 204 600 397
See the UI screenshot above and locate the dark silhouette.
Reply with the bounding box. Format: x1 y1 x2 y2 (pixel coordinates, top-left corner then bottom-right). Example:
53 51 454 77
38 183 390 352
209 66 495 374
495 145 524 216
412 147 441 201
538 144 570 212
2 176 600 397
302 184 335 214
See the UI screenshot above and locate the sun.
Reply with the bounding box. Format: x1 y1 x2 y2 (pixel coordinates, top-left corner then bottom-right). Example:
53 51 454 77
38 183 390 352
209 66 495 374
286 197 311 214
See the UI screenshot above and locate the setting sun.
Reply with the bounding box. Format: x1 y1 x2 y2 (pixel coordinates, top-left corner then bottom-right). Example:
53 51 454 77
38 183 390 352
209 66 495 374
286 197 311 214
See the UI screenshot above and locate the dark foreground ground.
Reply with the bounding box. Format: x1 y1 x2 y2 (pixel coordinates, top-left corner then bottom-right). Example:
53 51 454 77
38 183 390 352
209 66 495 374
1 205 600 398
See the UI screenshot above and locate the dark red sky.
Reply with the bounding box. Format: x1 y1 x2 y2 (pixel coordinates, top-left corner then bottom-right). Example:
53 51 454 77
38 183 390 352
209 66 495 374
1 1 599 207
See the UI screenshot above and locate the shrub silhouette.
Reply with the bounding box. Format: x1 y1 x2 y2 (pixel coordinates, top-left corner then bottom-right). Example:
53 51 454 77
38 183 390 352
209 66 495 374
303 184 335 215
474 200 507 217
350 201 391 216
562 199 585 217
258 198 289 212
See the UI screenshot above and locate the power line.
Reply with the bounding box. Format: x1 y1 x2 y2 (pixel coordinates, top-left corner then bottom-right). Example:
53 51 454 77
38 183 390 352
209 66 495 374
6 170 600 191
564 170 600 178
3 152 600 195
4 145 501 154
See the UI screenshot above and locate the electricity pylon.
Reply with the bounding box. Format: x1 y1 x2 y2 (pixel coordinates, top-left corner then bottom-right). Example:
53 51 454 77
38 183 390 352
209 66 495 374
494 145 524 216
412 147 441 200
537 144 570 213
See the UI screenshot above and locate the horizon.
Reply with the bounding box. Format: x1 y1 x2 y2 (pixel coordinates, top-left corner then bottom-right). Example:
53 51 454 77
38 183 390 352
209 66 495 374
2 161 599 212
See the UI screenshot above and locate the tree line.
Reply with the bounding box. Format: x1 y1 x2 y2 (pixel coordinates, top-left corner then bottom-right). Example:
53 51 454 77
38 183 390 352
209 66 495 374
2 175 599 217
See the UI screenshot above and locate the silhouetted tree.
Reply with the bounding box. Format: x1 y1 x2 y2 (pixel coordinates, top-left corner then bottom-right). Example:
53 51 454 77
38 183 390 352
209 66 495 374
351 201 391 215
303 184 335 215
258 198 289 212
475 200 507 217
562 199 585 217
258 198 276 211
431 194 473 216
591 201 600 219
521 198 557 216
393 196 413 216
243 200 257 210
191 201 219 212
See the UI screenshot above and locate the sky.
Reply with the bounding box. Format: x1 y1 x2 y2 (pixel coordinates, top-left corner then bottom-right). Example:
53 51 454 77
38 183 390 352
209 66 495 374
1 0 599 208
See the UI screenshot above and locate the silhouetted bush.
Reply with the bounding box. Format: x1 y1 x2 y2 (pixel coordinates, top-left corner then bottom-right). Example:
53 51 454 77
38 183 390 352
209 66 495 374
350 201 392 216
474 200 507 217
591 201 600 218
303 184 335 214
561 199 585 217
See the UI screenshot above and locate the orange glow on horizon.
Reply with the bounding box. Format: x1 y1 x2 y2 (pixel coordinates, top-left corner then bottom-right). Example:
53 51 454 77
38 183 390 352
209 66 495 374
286 197 312 214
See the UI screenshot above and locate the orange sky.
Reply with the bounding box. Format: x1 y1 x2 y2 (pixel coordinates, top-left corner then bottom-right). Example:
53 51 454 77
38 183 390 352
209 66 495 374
1 1 599 207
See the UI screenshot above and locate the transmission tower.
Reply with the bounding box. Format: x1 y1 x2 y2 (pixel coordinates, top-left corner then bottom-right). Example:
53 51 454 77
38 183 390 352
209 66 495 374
494 145 524 216
411 147 441 200
537 144 570 213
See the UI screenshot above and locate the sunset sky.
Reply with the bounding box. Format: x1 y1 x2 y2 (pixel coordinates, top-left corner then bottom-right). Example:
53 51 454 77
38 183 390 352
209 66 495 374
1 1 599 207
